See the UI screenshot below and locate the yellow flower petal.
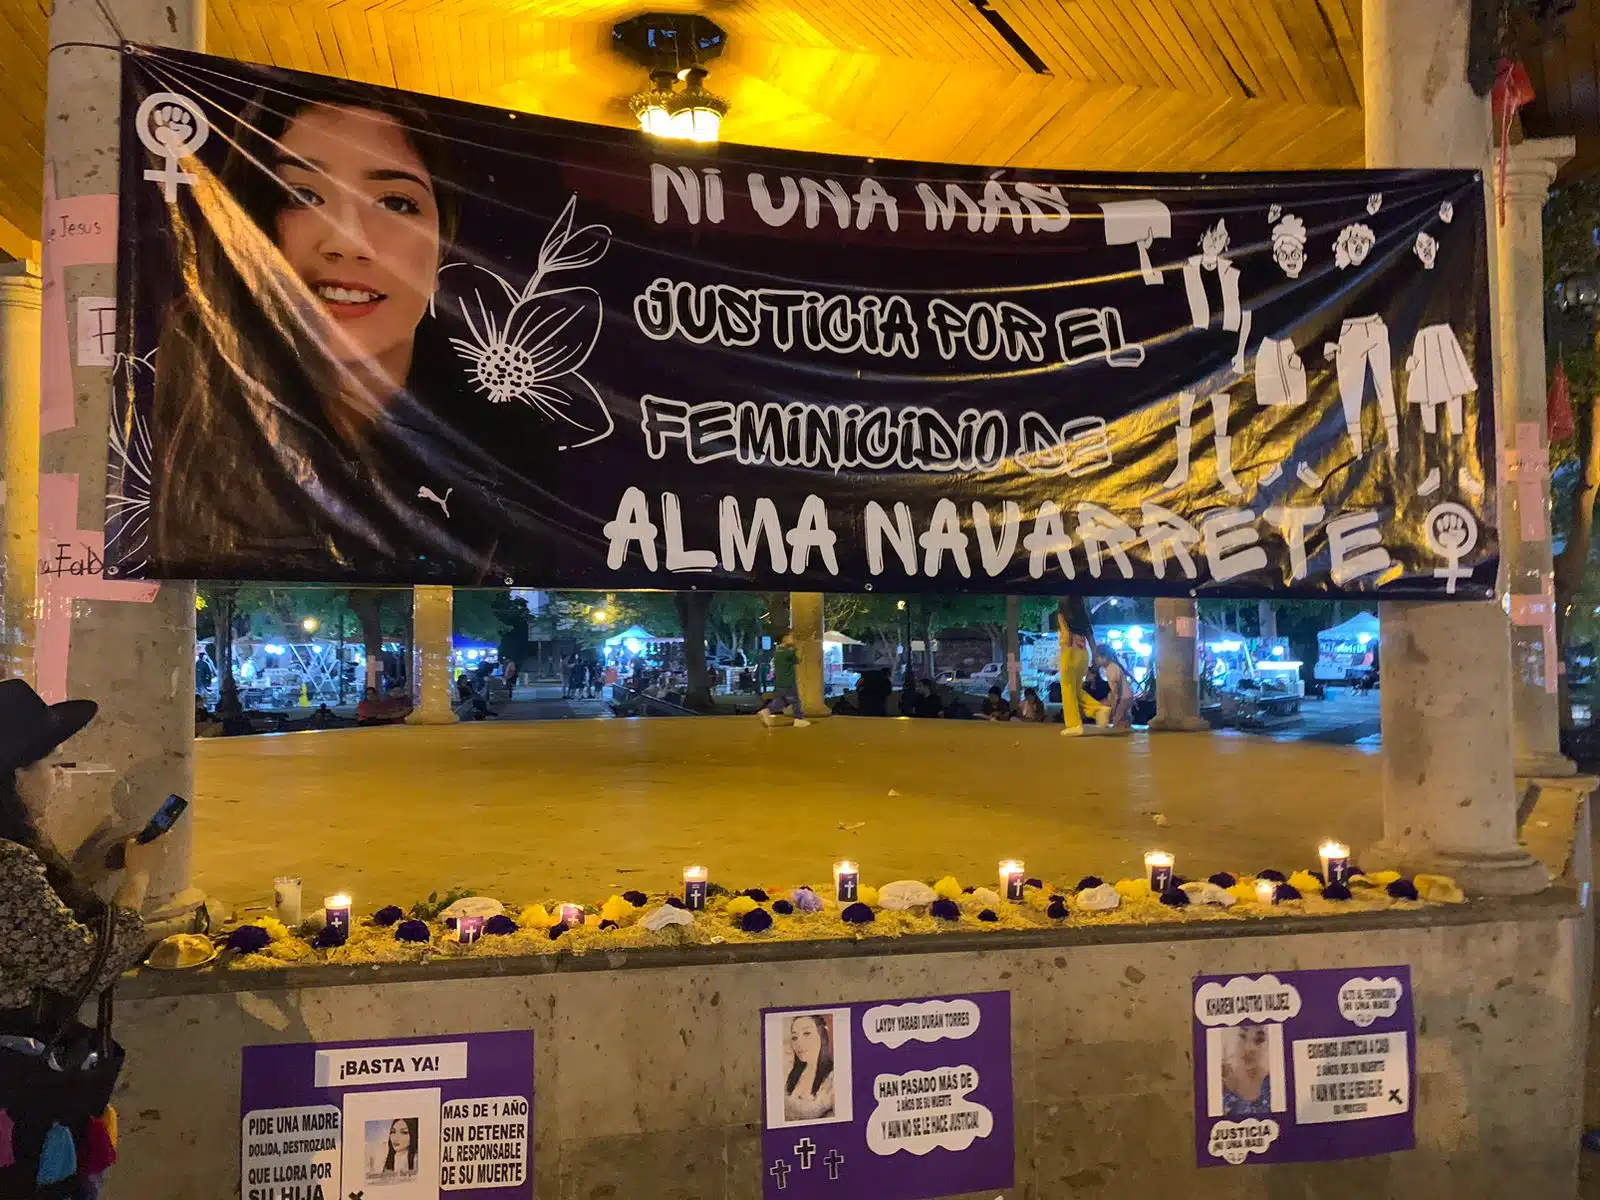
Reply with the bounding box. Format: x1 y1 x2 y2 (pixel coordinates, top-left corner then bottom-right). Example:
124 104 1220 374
933 876 964 902
1414 874 1465 904
858 885 880 908
725 895 758 917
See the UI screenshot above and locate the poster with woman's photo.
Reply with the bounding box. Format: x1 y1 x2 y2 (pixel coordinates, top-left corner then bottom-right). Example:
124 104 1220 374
759 992 1012 1200
239 1031 533 1198
1191 968 1415 1166
115 45 1495 599
763 1009 854 1129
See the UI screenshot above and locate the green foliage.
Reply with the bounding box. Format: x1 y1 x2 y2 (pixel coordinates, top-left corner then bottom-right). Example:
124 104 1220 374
408 887 473 921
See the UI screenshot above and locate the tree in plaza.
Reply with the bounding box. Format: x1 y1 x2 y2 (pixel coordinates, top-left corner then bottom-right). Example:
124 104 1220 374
1544 177 1600 723
673 592 714 711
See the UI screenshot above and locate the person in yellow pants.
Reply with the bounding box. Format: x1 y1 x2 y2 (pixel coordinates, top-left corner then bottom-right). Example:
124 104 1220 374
1057 601 1109 737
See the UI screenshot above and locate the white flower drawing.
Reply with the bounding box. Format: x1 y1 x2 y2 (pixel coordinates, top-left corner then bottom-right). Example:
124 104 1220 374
1333 222 1375 269
434 195 615 451
105 350 157 575
1439 200 1454 224
1414 231 1439 270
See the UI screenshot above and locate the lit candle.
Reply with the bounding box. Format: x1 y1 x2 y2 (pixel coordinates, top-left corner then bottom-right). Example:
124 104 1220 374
457 914 485 945
833 860 860 904
999 859 1026 902
1255 878 1278 906
322 894 351 945
558 902 584 927
1318 841 1351 886
683 865 708 912
1144 851 1175 893
274 876 303 926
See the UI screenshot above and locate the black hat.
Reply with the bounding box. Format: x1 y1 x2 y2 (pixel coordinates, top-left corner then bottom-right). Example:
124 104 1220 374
0 679 97 773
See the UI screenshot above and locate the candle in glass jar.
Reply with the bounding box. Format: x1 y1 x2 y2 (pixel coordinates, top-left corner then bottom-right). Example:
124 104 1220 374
457 914 485 945
683 865 708 912
322 894 351 945
1318 841 1351 885
558 902 584 927
274 876 303 926
999 859 1025 902
1144 851 1175 892
833 860 859 903
1255 878 1278 906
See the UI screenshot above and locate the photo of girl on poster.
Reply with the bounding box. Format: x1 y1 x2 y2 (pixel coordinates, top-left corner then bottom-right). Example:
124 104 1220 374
143 74 590 581
1211 1024 1285 1119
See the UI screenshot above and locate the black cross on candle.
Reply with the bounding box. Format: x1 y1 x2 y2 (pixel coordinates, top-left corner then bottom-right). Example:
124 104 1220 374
792 1137 816 1169
823 1149 844 1180
769 1159 791 1190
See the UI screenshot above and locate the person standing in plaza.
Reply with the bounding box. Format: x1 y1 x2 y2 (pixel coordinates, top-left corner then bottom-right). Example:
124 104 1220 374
1057 599 1108 737
759 630 810 727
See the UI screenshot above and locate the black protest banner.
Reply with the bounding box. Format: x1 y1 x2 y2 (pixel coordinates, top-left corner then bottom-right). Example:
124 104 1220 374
111 45 1494 598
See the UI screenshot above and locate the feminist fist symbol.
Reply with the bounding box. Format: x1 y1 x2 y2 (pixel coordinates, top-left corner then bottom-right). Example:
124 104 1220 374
135 92 208 200
1426 502 1479 595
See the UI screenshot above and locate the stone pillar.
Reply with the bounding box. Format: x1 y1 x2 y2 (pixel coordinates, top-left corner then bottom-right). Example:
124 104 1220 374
0 262 41 681
1498 137 1576 778
1148 597 1208 731
1366 0 1547 893
407 585 458 724
35 0 204 921
790 591 826 719
1257 600 1277 643
1005 595 1022 705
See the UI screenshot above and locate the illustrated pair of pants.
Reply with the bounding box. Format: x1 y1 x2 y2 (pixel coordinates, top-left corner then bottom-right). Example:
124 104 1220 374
1328 315 1397 456
1059 646 1109 733
1255 336 1307 407
1404 323 1475 435
1164 391 1242 496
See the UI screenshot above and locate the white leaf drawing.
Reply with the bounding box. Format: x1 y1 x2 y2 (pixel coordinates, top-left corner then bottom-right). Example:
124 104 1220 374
1267 203 1282 223
105 350 157 574
434 194 615 450
1439 200 1455 224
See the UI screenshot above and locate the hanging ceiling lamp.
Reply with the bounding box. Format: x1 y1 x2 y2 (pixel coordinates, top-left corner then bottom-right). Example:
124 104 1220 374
614 14 730 143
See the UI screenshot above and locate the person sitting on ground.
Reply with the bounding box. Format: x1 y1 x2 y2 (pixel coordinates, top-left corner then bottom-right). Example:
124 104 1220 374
455 672 493 720
912 678 943 719
1096 646 1135 731
856 668 892 718
980 686 1012 721
1019 687 1047 722
759 629 810 728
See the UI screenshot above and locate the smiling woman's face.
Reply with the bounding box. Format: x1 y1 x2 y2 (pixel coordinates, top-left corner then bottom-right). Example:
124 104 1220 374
272 105 441 386
390 1119 411 1149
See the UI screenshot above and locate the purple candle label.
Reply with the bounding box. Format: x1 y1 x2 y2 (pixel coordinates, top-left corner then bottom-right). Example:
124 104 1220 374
837 875 858 903
761 991 1013 1199
1192 967 1414 1166
1004 876 1025 902
1149 865 1173 892
1327 860 1351 885
685 880 708 911
458 915 484 944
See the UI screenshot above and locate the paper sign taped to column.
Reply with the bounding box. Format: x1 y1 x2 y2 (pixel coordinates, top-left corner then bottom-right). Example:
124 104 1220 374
75 296 116 366
39 170 117 434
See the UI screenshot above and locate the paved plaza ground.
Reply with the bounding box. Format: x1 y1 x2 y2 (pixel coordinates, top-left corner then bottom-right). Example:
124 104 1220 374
192 714 1381 914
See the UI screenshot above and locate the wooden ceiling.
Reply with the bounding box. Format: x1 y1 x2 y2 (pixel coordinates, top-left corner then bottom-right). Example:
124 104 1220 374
1 0 1370 262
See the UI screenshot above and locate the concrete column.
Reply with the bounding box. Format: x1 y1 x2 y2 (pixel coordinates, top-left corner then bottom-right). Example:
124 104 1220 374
1148 597 1208 731
36 0 203 921
407 585 458 724
1257 600 1277 643
0 262 41 681
790 591 826 719
1497 137 1576 778
1366 0 1547 893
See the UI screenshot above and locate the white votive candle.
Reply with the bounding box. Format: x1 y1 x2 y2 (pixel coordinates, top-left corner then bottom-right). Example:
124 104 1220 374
1144 851 1175 892
1255 878 1277 906
274 876 303 926
1319 841 1351 885
833 860 859 903
683 865 708 912
999 859 1025 902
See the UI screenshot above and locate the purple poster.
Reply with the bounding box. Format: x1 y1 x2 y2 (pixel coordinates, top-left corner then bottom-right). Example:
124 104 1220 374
760 992 1013 1199
1191 967 1415 1167
240 1031 533 1199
